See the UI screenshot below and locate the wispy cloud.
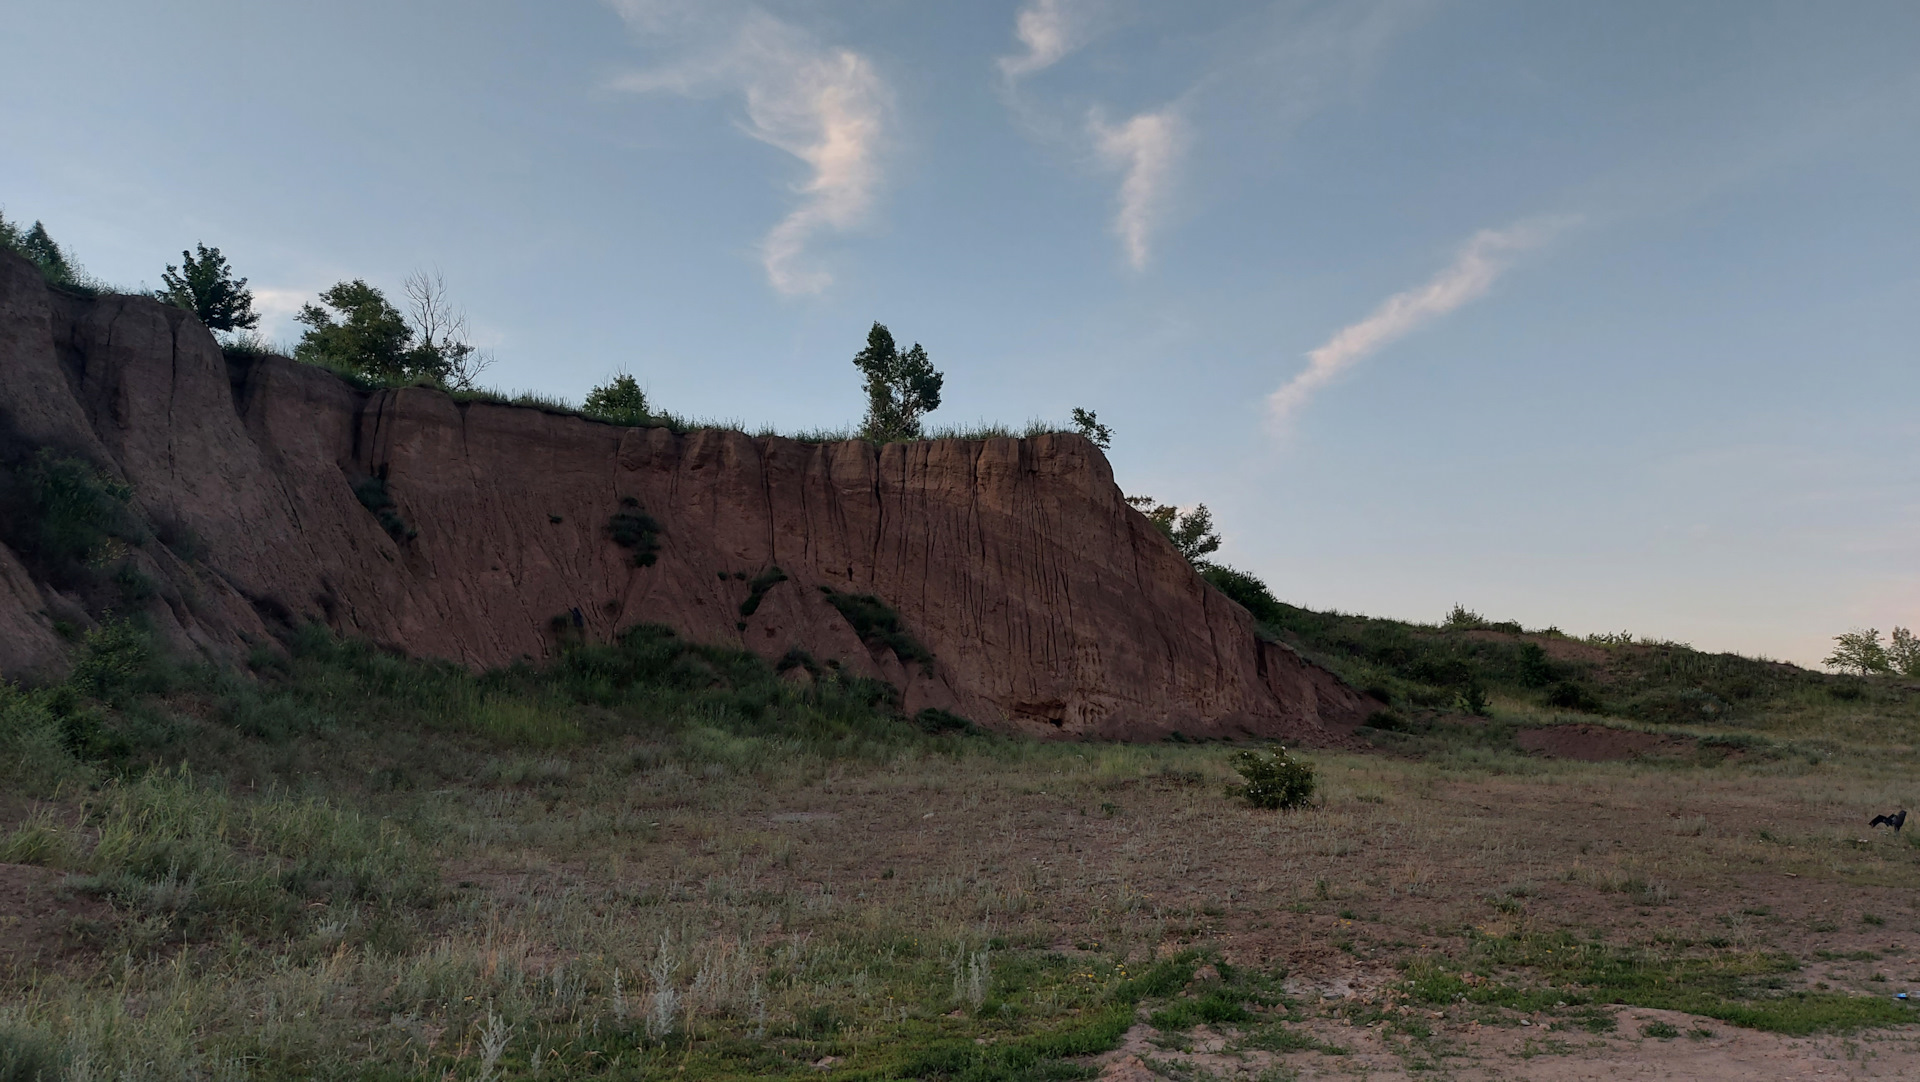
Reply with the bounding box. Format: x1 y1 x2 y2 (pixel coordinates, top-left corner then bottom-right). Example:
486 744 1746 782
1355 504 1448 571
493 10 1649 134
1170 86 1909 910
1269 216 1575 424
608 3 885 295
998 0 1095 83
1092 107 1184 271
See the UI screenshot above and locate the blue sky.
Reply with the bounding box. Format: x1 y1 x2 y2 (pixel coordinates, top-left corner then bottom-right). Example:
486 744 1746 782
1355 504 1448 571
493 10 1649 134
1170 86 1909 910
3 1 1916 665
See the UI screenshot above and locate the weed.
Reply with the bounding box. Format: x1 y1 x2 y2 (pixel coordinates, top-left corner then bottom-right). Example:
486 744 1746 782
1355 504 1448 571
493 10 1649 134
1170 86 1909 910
819 587 934 671
609 498 662 566
738 566 788 618
1641 1020 1680 1038
352 475 416 542
1227 745 1316 810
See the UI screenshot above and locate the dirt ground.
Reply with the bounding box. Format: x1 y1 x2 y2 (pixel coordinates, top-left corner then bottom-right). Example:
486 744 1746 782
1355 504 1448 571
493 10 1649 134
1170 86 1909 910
1097 1006 1920 1080
7 738 1919 1078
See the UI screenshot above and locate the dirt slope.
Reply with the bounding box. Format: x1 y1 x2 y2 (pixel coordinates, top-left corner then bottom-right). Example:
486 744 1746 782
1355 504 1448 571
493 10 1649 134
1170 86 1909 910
0 252 1371 741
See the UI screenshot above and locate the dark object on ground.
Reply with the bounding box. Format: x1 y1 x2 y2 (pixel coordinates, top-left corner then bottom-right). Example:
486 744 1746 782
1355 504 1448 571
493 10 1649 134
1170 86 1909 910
1869 809 1907 831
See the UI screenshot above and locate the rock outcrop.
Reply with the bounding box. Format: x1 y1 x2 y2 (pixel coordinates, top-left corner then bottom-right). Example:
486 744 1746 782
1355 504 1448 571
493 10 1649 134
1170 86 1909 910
0 252 1373 741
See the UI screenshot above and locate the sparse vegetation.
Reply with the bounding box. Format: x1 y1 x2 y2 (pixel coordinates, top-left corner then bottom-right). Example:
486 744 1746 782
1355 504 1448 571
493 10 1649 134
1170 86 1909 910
0 211 104 293
1 611 1918 1077
353 474 417 542
1070 407 1112 450
819 587 933 672
739 566 788 617
609 498 663 566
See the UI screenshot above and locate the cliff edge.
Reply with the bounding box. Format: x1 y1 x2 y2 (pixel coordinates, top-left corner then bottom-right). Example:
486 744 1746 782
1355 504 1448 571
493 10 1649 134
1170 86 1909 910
0 252 1373 742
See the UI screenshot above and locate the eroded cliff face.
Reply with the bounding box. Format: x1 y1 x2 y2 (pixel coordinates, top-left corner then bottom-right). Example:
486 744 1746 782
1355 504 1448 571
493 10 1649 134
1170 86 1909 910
0 252 1372 742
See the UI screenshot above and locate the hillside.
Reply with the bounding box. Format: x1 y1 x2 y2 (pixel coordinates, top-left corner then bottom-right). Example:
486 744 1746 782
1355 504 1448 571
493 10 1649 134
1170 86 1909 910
0 251 1369 742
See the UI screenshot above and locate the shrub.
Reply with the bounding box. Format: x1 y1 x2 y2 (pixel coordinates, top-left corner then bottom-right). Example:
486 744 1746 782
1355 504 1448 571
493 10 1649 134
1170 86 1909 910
0 450 141 589
739 566 788 617
352 476 416 542
608 498 662 566
1227 744 1316 810
1364 709 1408 732
819 587 933 671
1458 680 1492 717
1126 495 1220 564
1070 407 1112 450
914 707 975 734
1545 681 1602 712
583 373 651 426
0 212 99 292
1200 563 1286 625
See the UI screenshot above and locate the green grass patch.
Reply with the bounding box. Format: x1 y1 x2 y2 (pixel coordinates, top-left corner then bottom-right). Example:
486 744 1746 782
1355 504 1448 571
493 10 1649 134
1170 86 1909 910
1402 933 1914 1035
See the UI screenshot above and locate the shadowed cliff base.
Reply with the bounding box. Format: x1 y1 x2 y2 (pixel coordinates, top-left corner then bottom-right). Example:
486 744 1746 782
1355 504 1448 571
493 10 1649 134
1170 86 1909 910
0 251 1373 744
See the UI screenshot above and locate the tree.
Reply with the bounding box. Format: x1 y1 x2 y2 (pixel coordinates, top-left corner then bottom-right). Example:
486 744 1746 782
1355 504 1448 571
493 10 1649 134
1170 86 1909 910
1071 407 1112 450
402 270 492 391
1889 627 1920 677
161 243 259 332
1125 494 1221 564
852 322 943 441
1825 628 1892 676
294 280 428 383
0 213 78 286
583 374 650 425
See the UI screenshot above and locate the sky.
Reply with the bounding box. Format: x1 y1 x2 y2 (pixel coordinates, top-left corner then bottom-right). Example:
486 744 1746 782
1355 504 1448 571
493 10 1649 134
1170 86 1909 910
2 0 1916 666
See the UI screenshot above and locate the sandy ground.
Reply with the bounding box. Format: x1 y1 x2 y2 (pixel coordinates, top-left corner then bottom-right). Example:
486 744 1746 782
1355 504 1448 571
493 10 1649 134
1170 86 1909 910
1097 1007 1920 1080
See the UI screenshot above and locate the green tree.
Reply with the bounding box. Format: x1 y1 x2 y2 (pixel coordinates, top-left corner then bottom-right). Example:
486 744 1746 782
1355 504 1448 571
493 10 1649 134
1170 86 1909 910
852 322 943 441
295 280 440 384
161 243 260 332
1888 627 1920 677
583 374 650 425
0 212 78 286
1825 628 1892 676
1070 407 1112 450
1125 495 1221 564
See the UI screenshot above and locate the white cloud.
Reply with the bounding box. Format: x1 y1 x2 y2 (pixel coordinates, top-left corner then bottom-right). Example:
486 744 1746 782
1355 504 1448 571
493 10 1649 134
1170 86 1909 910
247 287 312 345
608 4 885 295
999 0 1094 83
1268 216 1575 424
1092 107 1184 271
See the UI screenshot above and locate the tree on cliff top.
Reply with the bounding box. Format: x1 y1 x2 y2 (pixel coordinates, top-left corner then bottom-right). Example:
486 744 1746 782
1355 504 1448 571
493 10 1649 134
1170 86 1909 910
584 374 650 426
0 212 82 288
1126 495 1221 565
296 281 427 383
853 322 943 442
161 243 259 333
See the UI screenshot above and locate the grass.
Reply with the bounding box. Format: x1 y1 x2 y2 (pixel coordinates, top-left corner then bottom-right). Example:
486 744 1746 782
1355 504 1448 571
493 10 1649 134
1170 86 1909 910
2 603 1919 1077
1400 931 1912 1036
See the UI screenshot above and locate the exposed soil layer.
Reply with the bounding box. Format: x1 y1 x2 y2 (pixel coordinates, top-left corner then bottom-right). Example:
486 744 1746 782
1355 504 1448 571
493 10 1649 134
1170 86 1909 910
0 252 1372 742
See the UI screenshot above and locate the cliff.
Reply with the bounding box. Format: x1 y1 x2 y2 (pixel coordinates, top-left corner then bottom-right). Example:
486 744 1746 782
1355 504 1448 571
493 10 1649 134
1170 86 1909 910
0 252 1373 742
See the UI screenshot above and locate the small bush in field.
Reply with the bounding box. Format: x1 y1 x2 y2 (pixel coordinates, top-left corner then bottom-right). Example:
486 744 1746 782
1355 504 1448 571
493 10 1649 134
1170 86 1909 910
1227 744 1316 810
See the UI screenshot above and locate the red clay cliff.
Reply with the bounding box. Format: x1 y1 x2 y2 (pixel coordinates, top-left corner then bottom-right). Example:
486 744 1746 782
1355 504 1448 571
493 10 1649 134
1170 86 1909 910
0 252 1372 742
